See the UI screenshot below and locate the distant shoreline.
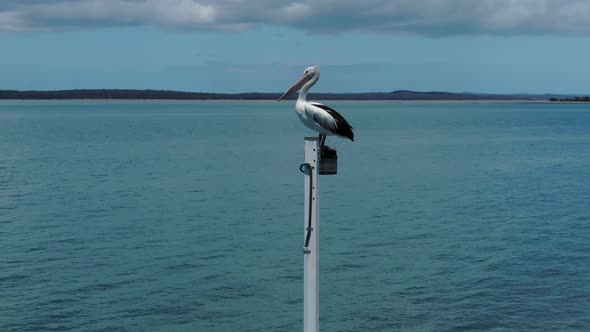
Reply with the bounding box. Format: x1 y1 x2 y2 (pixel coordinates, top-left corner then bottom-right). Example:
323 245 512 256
0 99 556 104
0 89 577 101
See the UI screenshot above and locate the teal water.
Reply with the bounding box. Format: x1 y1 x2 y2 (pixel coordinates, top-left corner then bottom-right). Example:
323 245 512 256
2 100 590 331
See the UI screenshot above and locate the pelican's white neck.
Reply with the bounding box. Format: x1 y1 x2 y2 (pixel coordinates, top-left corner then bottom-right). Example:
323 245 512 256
298 74 319 102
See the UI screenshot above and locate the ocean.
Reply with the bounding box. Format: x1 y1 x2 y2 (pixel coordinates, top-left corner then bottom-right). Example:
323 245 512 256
2 100 590 331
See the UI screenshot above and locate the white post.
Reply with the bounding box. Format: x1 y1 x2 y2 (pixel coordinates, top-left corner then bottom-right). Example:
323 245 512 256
303 137 320 332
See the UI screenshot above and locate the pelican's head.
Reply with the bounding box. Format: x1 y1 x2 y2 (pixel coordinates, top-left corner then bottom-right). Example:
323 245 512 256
278 65 320 101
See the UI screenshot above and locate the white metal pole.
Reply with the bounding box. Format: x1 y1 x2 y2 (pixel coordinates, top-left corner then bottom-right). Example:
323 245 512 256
303 137 320 332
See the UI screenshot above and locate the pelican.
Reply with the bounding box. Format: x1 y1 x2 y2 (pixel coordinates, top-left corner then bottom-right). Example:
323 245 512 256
278 66 354 147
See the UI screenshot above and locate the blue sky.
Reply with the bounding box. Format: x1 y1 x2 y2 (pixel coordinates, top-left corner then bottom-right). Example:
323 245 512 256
1 0 590 93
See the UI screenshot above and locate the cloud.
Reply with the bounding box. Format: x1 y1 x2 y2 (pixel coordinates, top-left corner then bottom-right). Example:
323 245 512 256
1 0 217 30
1 0 590 35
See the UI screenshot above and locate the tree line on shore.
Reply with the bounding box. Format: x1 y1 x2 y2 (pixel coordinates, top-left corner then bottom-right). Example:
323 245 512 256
0 89 551 101
549 96 590 102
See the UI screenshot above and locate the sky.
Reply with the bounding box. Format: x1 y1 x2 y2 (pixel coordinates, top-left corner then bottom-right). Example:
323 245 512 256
1 0 590 94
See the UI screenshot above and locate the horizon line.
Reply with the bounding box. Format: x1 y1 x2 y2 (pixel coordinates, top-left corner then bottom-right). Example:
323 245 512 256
0 88 585 96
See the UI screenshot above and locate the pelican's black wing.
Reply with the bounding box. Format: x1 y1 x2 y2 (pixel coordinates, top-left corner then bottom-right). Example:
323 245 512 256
311 103 354 141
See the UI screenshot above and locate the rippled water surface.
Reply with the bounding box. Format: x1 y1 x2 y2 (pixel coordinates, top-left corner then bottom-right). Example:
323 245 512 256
2 100 590 331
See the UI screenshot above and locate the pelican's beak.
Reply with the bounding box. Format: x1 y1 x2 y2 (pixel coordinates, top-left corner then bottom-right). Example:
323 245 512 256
278 73 312 101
